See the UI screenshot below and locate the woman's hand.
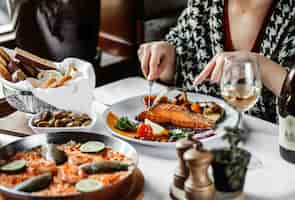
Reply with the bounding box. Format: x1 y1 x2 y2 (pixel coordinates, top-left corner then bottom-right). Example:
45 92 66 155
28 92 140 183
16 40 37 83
194 52 254 85
138 41 176 82
194 51 287 96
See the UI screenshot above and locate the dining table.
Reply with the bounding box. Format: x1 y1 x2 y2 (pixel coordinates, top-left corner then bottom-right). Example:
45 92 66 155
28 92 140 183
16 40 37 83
0 76 295 200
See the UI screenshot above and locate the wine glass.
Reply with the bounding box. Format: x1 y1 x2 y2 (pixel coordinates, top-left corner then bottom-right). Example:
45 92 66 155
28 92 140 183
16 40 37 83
220 55 263 169
220 55 262 128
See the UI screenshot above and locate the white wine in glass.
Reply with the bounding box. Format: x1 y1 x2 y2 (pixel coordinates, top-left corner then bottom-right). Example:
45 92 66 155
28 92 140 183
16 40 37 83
221 55 262 126
222 84 261 112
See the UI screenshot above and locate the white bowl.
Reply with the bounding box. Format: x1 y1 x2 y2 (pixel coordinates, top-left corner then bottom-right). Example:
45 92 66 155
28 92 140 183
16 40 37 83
28 111 97 134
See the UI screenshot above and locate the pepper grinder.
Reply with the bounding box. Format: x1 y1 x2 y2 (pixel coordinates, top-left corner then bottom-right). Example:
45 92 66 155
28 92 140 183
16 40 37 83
170 138 195 200
183 144 215 200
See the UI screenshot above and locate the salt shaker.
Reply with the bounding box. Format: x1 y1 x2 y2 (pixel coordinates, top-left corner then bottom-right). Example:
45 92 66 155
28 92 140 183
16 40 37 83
183 145 215 200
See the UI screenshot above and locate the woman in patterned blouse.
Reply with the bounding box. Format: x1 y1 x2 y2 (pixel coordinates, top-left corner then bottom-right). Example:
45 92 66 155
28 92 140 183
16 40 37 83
138 0 295 123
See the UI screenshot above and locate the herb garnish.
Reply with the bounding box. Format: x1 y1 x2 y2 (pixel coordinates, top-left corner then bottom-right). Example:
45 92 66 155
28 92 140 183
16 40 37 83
115 117 137 131
169 129 193 141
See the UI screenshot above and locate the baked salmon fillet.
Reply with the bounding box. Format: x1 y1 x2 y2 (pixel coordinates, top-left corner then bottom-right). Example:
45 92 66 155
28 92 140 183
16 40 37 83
137 103 214 129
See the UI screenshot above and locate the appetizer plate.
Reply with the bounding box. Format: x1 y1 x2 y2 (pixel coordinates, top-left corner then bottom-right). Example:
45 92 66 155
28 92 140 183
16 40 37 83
28 111 97 134
103 91 238 147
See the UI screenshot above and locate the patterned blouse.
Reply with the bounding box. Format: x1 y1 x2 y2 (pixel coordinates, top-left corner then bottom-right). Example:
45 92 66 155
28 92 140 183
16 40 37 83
165 0 295 123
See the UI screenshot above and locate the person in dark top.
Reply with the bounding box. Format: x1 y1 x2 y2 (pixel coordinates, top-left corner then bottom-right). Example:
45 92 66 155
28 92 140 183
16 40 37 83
16 0 100 63
138 0 295 123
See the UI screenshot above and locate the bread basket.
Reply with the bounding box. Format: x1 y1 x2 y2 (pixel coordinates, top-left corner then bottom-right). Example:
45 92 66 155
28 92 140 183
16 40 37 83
0 48 95 114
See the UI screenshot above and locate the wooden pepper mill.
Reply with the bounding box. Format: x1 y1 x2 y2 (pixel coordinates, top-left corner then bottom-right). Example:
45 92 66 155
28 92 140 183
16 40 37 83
183 143 215 200
170 138 195 200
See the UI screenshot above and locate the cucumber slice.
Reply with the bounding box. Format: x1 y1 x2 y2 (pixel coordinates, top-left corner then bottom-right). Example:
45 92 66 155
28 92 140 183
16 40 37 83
15 172 52 192
0 160 26 173
75 179 103 193
80 141 105 153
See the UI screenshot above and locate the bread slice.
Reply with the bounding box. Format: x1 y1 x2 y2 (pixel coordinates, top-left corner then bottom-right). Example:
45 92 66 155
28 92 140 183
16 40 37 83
14 48 57 70
17 62 39 78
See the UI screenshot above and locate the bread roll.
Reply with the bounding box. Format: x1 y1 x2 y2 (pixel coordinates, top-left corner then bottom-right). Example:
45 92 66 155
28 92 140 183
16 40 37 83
11 69 27 83
56 75 72 87
0 62 11 81
0 47 11 64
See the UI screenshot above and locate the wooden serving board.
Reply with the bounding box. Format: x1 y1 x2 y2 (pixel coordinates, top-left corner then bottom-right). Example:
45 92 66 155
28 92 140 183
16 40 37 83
0 168 144 200
123 168 145 200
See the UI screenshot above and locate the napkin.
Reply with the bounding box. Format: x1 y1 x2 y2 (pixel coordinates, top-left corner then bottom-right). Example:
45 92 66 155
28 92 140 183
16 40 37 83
32 58 96 114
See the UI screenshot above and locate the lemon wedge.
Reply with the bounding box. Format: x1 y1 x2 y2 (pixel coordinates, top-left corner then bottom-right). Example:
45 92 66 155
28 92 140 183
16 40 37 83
144 119 169 136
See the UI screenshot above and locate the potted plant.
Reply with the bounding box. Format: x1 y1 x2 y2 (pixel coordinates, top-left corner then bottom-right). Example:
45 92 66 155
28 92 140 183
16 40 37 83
211 127 251 197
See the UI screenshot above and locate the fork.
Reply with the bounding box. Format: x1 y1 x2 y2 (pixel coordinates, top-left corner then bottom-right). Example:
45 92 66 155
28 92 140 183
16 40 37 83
147 80 154 110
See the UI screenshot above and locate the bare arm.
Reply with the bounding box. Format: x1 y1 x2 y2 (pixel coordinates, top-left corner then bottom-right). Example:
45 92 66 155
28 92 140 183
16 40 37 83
257 54 287 96
194 52 288 96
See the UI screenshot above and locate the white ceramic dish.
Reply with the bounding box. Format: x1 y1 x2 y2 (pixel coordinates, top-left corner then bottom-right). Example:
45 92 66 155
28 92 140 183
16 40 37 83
28 111 97 134
102 90 239 148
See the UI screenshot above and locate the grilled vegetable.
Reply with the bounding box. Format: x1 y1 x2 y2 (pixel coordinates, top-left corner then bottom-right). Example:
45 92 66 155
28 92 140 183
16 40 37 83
115 117 137 131
79 161 129 174
14 172 53 192
80 141 105 153
41 144 67 165
204 112 224 123
191 103 202 113
0 160 26 173
203 103 225 123
75 179 103 193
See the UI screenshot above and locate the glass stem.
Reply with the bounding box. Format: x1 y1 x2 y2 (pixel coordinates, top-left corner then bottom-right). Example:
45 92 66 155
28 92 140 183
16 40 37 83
235 111 242 128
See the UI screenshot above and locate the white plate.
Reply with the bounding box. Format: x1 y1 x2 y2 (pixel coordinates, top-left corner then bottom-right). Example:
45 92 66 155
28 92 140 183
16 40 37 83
102 91 238 147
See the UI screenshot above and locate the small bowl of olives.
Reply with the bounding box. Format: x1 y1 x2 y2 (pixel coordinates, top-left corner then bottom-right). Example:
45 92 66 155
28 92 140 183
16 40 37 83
28 110 96 134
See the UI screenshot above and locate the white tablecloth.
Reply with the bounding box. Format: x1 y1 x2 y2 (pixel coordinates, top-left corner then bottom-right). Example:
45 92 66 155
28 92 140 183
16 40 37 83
2 77 293 200
92 77 295 200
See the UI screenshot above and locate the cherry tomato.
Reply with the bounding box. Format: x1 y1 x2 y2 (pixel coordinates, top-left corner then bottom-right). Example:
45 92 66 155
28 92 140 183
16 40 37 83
137 123 154 140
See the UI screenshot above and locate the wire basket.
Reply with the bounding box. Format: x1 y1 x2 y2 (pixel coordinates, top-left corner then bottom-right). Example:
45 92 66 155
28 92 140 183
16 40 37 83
2 83 58 114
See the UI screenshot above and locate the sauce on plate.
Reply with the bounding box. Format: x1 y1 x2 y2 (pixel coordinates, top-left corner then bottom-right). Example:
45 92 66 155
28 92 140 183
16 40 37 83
106 112 137 138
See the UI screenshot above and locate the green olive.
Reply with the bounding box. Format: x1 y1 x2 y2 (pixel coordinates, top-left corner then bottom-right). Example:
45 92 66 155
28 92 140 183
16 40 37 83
15 172 53 192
